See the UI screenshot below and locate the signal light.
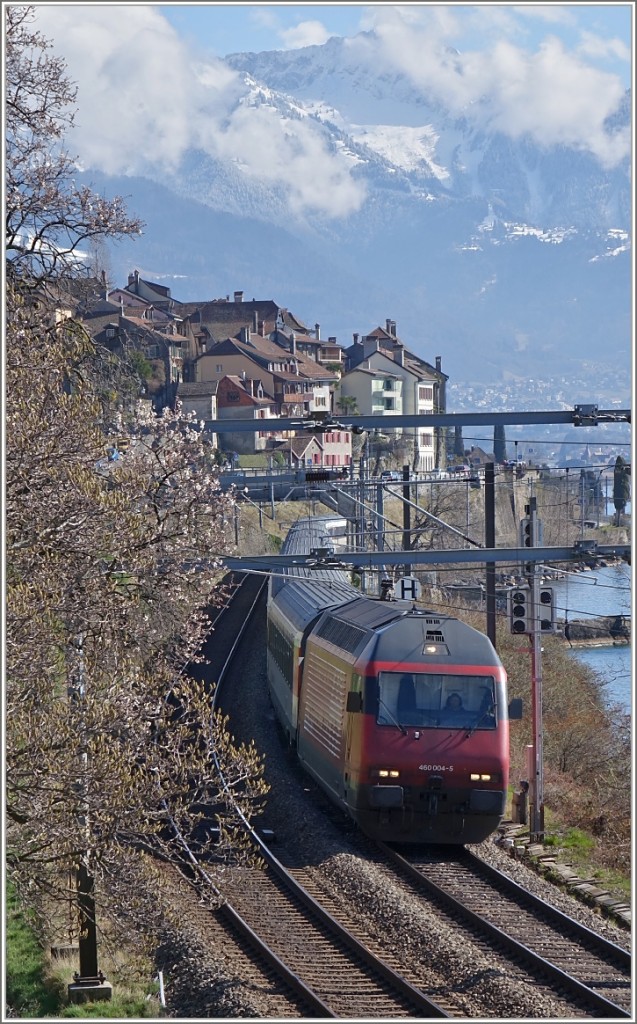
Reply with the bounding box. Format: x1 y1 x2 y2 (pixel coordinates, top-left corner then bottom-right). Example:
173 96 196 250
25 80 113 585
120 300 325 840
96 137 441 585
508 587 530 635
538 587 556 632
508 585 557 634
519 516 544 547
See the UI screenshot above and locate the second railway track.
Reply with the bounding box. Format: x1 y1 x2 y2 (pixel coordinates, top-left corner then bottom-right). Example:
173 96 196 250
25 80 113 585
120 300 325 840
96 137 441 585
378 842 632 1017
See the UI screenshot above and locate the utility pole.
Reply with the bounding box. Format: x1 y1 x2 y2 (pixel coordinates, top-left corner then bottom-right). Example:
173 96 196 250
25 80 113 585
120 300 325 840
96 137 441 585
375 481 385 555
485 463 496 648
524 498 545 842
67 635 112 1004
402 464 411 576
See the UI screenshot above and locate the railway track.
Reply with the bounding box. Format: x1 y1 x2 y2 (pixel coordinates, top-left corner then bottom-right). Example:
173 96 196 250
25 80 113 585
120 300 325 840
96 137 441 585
169 573 632 1019
377 843 632 1018
177 576 450 1017
219 848 450 1018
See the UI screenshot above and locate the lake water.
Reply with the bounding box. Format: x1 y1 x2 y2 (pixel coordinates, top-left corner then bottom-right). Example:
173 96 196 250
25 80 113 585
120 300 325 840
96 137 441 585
548 562 632 713
604 497 631 517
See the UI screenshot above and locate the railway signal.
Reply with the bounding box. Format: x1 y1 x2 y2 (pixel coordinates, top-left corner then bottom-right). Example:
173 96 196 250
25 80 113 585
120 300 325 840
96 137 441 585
538 587 556 633
508 587 530 634
508 584 557 635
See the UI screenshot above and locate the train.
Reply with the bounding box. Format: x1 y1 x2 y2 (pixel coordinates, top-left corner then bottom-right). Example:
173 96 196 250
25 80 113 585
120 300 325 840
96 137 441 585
266 516 522 845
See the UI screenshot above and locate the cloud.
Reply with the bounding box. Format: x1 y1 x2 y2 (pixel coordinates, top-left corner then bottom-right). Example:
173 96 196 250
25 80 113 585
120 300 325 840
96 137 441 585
577 30 632 64
31 5 365 218
279 20 333 49
361 6 630 166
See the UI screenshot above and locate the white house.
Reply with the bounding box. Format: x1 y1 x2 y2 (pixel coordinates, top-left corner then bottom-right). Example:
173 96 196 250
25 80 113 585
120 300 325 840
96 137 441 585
339 341 437 471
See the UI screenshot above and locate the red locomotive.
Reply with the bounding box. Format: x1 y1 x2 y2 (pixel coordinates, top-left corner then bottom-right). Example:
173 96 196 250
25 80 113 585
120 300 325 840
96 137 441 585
267 517 522 844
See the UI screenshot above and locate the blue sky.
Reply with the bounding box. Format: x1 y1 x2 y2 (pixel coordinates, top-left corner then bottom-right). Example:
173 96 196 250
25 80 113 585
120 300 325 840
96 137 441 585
157 3 633 86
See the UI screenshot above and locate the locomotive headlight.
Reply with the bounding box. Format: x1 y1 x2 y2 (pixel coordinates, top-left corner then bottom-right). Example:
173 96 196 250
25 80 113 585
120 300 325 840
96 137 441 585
470 773 493 782
423 642 449 655
372 768 401 779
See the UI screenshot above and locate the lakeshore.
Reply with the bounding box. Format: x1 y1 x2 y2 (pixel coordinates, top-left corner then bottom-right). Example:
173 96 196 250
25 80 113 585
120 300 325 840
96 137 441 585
550 561 632 714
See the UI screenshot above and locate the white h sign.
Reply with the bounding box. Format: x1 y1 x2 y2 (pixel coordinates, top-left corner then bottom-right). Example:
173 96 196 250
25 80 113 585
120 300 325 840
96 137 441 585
396 576 422 600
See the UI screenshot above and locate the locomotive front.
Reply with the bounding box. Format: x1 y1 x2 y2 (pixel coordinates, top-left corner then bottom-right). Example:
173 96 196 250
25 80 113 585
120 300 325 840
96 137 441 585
299 602 518 845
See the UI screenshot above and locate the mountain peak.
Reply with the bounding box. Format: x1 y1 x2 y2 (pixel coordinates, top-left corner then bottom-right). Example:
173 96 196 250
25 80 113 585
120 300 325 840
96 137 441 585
91 33 630 383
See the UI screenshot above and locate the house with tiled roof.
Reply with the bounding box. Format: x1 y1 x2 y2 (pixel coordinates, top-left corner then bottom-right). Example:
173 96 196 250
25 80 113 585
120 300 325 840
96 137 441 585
123 269 183 313
81 312 184 407
79 298 123 321
336 364 404 420
269 434 323 469
269 327 321 363
179 290 307 353
270 428 352 470
215 374 281 454
190 331 337 421
343 320 448 471
51 273 109 312
107 289 177 328
467 445 495 469
176 380 219 421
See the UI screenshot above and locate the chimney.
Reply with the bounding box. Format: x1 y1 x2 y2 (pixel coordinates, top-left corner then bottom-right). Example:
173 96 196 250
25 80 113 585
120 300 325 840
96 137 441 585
258 320 265 337
253 311 259 332
436 356 442 372
315 323 321 341
290 332 296 355
385 318 392 335
234 290 244 303
353 333 359 344
240 326 250 343
393 344 404 366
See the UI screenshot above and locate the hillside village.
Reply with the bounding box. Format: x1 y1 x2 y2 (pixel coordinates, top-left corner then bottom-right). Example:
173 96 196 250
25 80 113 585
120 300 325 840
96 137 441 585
61 270 451 473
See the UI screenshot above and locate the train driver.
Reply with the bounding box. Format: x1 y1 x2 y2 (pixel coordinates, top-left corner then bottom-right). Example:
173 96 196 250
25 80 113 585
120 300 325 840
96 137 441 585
439 691 466 725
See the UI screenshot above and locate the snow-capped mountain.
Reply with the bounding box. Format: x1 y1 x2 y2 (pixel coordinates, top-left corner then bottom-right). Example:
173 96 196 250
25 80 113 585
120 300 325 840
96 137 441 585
93 32 631 384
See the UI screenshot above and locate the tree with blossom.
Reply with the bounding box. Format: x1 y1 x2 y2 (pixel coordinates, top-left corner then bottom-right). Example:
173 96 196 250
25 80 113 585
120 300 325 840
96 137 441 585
5 6 267 962
5 5 143 283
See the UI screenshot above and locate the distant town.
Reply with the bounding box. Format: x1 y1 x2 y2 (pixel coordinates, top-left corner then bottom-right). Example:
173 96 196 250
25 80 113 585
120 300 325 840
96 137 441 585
449 372 631 471
61 268 630 475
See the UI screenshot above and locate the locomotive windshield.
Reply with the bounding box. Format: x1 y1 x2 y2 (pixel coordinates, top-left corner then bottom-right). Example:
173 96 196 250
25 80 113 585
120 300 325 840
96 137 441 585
377 673 497 730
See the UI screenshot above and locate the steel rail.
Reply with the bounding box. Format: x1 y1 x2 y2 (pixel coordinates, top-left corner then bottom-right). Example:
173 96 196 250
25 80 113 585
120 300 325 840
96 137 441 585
174 582 451 1018
458 847 631 966
165 576 338 1018
235 826 451 1017
378 842 631 1019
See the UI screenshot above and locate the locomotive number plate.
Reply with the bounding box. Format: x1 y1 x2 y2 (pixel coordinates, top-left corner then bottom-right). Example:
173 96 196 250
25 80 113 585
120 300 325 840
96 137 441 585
418 764 454 772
